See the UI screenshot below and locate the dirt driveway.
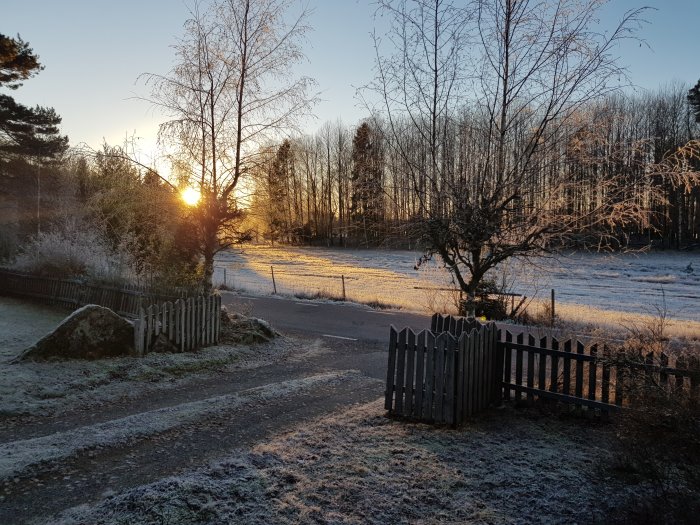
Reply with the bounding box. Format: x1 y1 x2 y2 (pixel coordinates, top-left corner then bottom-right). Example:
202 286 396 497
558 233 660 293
0 297 658 524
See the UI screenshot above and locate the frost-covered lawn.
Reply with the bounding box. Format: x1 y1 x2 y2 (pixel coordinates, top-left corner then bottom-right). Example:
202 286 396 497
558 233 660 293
215 245 700 332
49 399 641 525
0 297 66 361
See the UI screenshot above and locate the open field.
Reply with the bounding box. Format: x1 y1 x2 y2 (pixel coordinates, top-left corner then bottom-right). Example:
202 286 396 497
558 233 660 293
215 245 700 337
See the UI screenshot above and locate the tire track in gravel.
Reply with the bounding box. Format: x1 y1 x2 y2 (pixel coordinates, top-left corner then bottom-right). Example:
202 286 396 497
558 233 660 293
0 372 383 525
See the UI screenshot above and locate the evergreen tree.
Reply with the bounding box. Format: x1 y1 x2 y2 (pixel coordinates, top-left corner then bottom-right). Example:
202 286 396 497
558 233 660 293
350 122 383 245
0 33 42 89
267 140 294 244
0 34 67 163
689 80 700 123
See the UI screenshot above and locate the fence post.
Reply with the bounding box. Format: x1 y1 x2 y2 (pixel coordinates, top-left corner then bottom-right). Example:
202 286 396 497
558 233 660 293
551 289 555 327
341 275 346 301
271 266 277 294
215 294 221 343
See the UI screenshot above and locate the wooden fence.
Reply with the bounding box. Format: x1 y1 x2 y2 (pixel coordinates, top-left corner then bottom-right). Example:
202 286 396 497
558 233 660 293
431 313 487 337
1 269 222 355
385 322 501 424
387 314 700 423
501 330 700 413
0 268 185 317
134 295 222 355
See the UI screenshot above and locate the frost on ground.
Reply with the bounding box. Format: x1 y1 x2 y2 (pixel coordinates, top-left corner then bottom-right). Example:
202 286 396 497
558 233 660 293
0 297 66 358
0 297 297 418
50 400 638 525
215 245 700 327
0 371 361 481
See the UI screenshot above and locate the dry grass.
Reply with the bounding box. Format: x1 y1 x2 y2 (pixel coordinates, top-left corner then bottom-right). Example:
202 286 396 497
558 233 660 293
52 399 647 525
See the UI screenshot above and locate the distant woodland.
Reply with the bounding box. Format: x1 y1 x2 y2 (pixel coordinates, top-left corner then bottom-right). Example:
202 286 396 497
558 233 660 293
245 86 700 250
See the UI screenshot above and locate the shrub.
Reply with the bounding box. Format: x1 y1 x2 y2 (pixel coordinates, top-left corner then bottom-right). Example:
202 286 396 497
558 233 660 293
12 220 138 283
608 309 700 522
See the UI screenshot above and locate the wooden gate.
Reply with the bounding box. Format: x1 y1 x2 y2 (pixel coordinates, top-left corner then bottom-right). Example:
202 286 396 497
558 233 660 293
385 322 501 424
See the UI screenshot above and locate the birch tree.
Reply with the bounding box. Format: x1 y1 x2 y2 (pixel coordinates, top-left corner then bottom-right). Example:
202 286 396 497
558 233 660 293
143 0 315 287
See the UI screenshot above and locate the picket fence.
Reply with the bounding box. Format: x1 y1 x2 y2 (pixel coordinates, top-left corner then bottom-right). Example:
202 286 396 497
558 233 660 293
387 314 700 424
385 322 501 424
501 330 700 413
0 268 221 355
133 295 222 355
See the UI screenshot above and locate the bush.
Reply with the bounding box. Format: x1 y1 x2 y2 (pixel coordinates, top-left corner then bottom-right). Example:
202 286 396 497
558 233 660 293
12 220 139 284
608 310 700 522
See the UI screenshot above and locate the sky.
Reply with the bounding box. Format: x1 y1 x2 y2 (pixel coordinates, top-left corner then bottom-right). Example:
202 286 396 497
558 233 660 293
3 0 699 170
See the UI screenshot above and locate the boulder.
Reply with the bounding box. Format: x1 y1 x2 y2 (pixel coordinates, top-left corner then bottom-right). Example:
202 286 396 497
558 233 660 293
219 308 279 345
15 304 135 362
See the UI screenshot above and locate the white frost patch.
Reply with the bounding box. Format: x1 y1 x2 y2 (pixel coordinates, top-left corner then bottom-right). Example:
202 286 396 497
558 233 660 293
0 370 361 481
630 274 677 284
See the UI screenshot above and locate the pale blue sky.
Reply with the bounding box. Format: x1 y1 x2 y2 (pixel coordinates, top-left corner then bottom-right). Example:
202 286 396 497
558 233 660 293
3 0 699 163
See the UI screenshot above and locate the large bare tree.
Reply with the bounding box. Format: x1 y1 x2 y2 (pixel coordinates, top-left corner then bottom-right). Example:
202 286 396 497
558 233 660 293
143 0 315 288
370 0 651 313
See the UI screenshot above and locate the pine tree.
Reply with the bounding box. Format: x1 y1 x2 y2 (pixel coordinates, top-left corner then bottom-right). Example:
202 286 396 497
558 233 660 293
688 80 700 123
350 122 383 245
0 34 67 162
0 33 42 89
267 140 294 244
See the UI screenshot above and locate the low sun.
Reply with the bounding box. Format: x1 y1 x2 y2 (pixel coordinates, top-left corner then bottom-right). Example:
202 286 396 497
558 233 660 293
181 187 201 206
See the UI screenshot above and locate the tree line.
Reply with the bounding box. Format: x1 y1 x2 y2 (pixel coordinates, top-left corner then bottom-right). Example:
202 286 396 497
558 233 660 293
246 83 700 250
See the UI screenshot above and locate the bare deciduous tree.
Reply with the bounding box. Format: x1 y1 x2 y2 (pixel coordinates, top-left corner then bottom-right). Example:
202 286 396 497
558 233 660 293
142 0 316 287
370 0 652 314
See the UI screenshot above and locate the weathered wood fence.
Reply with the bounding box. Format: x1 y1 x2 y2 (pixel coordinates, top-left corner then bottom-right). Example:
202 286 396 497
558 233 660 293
430 313 487 338
385 322 501 424
1 269 222 355
0 268 184 317
501 330 700 413
388 314 700 424
133 295 222 355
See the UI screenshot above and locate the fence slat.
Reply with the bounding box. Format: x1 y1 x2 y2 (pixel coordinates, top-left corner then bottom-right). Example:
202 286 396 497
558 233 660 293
515 333 524 403
538 336 547 396
424 331 436 420
414 330 426 418
456 333 465 422
601 344 611 417
395 329 407 415
444 336 456 424
659 352 669 391
526 334 536 406
588 344 598 402
563 339 572 397
434 334 447 423
385 327 398 411
550 338 559 395
404 329 416 417
575 341 585 410
504 331 513 401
